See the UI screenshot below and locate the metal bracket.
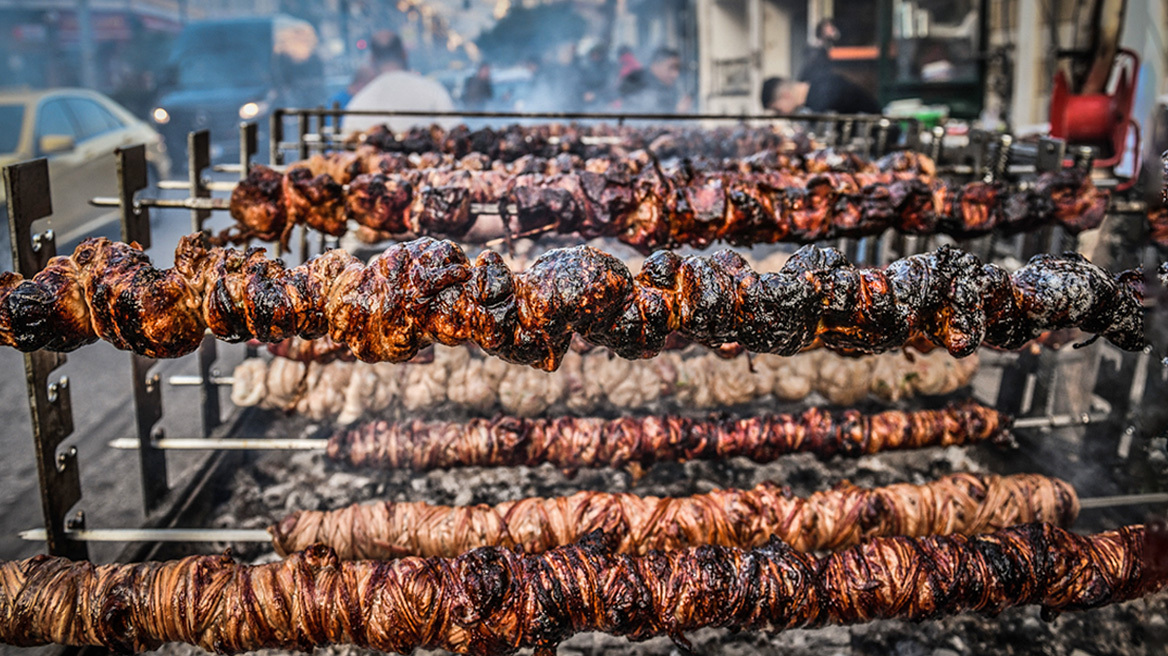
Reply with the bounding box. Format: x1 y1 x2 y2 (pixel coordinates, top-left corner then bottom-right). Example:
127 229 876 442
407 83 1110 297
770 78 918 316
198 334 222 436
837 115 854 147
297 111 311 161
902 119 921 152
132 355 167 511
188 130 212 232
4 159 88 560
1035 137 1066 173
928 125 945 162
967 129 990 178
270 108 285 166
239 122 258 178
1072 145 1094 173
989 134 1013 182
1084 347 1141 484
116 145 151 250
182 132 225 436
874 119 891 156
115 145 170 512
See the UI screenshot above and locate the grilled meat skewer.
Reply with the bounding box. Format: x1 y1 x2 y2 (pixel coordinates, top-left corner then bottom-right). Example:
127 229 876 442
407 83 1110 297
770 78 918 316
2 524 1162 653
328 401 1005 472
230 155 1104 251
270 472 1076 559
0 236 1144 367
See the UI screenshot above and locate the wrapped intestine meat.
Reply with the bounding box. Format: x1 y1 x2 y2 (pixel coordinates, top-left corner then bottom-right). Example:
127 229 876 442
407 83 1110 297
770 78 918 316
230 345 980 421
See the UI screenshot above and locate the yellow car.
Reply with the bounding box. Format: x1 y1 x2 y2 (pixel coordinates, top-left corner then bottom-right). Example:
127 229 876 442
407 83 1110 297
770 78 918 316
1 88 172 244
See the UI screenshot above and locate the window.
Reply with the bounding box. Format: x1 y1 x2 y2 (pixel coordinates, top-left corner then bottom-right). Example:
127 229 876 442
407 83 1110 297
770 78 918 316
0 105 24 154
63 98 124 140
36 100 77 141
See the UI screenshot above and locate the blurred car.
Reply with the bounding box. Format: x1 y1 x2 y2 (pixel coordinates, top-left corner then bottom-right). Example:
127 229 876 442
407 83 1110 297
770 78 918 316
0 88 172 243
150 15 325 166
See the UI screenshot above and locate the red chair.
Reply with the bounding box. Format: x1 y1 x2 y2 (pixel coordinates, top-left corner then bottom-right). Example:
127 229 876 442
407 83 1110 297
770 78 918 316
1049 47 1141 190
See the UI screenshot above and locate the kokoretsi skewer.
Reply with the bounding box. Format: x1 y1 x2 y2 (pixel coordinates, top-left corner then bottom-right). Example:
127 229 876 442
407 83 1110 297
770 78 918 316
0 235 1145 368
269 472 1078 560
231 151 1106 252
2 524 1163 654
327 401 1007 472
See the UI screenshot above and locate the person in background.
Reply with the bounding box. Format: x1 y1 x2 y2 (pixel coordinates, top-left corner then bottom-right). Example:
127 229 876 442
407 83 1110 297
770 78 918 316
342 30 455 134
617 45 642 80
461 62 494 110
323 65 376 129
797 18 840 82
525 41 584 112
577 42 612 110
620 47 692 113
761 72 881 115
329 65 378 111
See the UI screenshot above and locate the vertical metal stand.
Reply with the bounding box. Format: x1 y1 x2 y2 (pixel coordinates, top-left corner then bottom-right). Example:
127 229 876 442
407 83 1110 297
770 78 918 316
966 129 990 179
1083 347 1141 490
1035 137 1066 173
270 109 285 166
3 160 88 560
902 119 920 152
197 334 222 437
297 112 311 161
995 349 1040 417
187 130 212 232
116 146 169 512
239 122 258 178
182 132 223 437
928 125 945 162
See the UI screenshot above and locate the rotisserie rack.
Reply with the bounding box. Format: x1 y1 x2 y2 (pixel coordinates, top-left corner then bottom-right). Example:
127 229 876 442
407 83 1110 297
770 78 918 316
2 107 1166 656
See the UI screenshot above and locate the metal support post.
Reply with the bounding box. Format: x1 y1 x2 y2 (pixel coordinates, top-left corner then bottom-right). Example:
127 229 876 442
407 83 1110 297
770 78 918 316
3 159 88 560
188 130 212 232
270 109 285 166
1035 137 1066 173
116 146 169 512
239 122 258 177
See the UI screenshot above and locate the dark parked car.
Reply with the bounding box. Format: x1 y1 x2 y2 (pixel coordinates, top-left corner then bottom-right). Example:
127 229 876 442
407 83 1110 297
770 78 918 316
150 15 325 166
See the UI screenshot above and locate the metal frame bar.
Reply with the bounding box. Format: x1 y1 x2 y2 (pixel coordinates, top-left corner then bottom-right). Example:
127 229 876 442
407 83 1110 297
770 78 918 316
280 106 912 123
274 106 909 162
105 412 1107 453
187 130 212 232
19 487 1168 546
3 159 88 560
116 145 169 512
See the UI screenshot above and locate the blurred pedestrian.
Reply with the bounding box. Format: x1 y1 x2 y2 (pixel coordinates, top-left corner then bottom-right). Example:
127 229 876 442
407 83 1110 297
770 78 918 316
617 45 641 80
797 18 840 82
330 65 378 109
578 42 612 110
525 41 582 112
343 31 456 134
462 62 494 110
761 73 880 115
620 47 692 113
323 65 377 128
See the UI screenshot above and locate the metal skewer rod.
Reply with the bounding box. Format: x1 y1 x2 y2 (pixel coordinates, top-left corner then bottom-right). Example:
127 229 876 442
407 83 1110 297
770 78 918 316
109 437 328 451
92 192 509 220
110 412 1113 454
1011 412 1108 429
19 528 271 543
20 490 1168 544
164 377 1122 428
1077 493 1168 509
169 374 236 386
157 179 238 193
90 196 231 211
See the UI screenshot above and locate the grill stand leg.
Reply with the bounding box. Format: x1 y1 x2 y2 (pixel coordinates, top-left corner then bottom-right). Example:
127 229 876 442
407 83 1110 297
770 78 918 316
116 145 170 512
4 159 88 560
